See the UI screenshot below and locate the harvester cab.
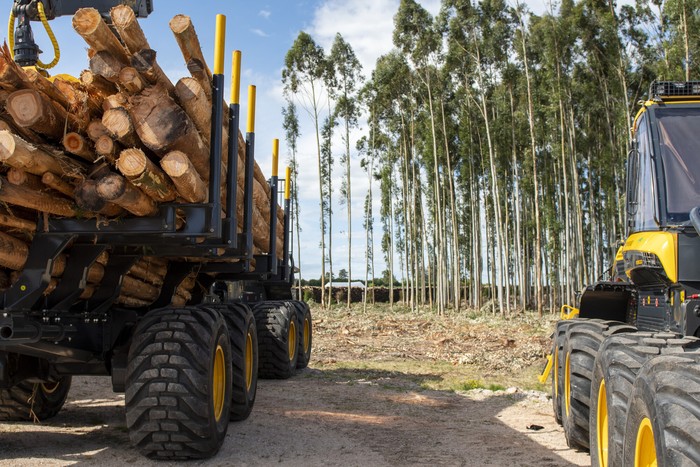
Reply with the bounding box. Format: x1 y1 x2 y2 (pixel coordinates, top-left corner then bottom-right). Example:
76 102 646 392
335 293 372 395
576 81 700 338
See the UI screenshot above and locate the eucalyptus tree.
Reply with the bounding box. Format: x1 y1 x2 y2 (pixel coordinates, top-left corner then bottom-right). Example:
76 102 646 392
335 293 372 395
282 99 302 299
283 32 330 306
329 33 363 308
394 0 449 313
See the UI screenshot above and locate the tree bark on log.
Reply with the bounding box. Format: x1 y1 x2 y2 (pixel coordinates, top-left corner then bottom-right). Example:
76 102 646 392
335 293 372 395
0 232 29 271
0 116 43 145
52 78 101 118
23 68 71 111
121 275 159 301
5 89 85 139
0 44 29 92
0 212 36 231
7 168 44 191
169 15 212 100
72 8 129 64
41 172 75 198
116 148 176 202
95 173 158 216
63 132 96 162
160 150 207 202
175 77 211 142
0 176 79 217
0 131 85 178
111 5 151 55
89 51 124 84
129 85 210 180
131 49 176 96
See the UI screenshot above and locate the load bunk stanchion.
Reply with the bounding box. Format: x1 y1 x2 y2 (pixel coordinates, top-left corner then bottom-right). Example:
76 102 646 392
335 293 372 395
226 50 242 249
269 139 279 274
283 166 292 282
243 85 256 271
208 14 226 240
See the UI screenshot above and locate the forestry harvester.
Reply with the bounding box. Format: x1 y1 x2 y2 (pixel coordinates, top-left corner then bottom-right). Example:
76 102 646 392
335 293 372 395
0 0 312 459
543 81 700 466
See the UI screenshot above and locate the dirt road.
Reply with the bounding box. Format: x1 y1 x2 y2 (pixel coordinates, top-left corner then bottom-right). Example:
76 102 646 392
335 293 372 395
0 306 590 466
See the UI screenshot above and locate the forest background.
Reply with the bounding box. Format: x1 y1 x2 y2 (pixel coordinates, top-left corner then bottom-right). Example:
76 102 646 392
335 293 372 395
280 0 698 314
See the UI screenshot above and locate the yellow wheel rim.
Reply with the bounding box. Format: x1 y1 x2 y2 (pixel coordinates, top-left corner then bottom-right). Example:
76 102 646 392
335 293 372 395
212 344 225 422
597 379 609 467
245 331 254 391
564 352 571 417
635 417 657 467
288 320 297 362
303 316 311 354
41 381 60 394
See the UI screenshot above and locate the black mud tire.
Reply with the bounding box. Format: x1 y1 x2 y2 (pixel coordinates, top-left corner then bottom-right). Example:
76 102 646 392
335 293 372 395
125 307 232 460
551 320 575 426
0 376 72 422
622 353 700 467
561 319 636 451
590 333 700 467
291 300 312 369
253 301 299 379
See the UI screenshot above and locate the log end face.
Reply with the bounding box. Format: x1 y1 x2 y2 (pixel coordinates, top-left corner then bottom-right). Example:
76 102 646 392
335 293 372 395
0 131 17 162
6 90 42 127
169 15 192 34
110 4 136 28
72 8 102 35
95 173 126 201
116 148 148 177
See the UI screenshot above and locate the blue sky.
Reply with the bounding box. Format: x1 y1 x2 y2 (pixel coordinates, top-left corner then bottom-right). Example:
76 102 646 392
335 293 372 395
4 0 549 280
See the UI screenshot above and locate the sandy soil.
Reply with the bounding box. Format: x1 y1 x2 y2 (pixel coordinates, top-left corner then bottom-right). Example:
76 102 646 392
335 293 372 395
0 306 590 466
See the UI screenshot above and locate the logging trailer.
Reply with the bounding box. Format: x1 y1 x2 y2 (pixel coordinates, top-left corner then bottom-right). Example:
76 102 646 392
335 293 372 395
0 0 312 459
545 81 700 466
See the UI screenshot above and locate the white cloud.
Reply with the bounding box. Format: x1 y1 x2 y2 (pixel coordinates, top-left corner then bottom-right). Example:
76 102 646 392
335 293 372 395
309 0 441 76
251 28 269 38
259 9 271 19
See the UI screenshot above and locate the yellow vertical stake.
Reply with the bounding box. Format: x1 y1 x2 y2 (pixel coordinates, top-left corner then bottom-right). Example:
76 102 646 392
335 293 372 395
272 139 279 177
247 85 256 133
213 15 226 75
285 167 292 200
231 50 241 104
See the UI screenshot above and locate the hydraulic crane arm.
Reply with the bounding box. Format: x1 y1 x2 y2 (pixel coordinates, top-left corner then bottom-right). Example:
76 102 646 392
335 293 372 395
9 0 153 67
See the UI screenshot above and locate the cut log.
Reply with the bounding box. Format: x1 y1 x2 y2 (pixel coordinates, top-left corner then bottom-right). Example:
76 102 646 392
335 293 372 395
5 89 84 139
80 70 118 97
116 294 151 308
129 85 210 179
102 93 128 111
118 67 144 94
86 262 105 283
128 262 164 286
41 172 75 198
23 68 71 110
116 148 176 202
95 173 158 216
102 107 143 149
0 131 85 178
131 49 175 96
186 59 212 102
175 77 211 142
75 179 107 212
52 78 101 118
0 212 36 231
0 43 29 91
121 275 159 301
0 116 43 144
111 5 150 55
7 168 43 191
63 132 96 162
89 51 123 83
0 176 78 217
169 15 212 99
94 135 120 163
87 120 109 142
160 150 207 202
72 8 129 64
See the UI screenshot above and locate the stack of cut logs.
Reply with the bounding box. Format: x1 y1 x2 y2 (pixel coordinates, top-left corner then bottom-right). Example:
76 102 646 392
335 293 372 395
0 7 284 307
